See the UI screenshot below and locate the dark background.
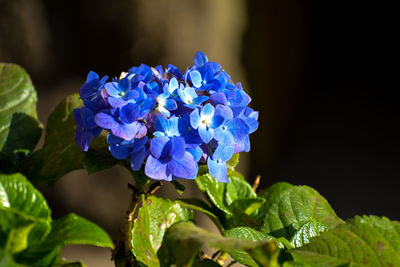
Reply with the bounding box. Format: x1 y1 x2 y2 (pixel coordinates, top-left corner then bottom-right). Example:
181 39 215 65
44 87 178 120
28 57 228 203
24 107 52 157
1 0 399 229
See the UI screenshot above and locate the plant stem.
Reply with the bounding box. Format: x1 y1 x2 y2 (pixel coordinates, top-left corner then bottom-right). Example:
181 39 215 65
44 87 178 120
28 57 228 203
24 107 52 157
125 183 141 265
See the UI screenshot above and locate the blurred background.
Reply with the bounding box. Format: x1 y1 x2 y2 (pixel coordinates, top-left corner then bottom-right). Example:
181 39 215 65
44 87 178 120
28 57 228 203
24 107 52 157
1 0 399 266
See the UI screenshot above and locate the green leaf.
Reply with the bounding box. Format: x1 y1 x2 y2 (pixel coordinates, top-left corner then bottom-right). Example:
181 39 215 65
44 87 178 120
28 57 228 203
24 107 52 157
290 215 400 266
230 198 265 216
24 94 84 187
175 198 223 231
224 227 275 267
0 248 27 267
14 214 113 267
290 219 327 248
260 184 343 241
0 63 41 154
247 242 280 267
42 213 114 248
131 195 193 267
0 173 51 230
195 172 257 216
5 223 35 254
158 221 272 267
196 173 231 215
225 174 257 205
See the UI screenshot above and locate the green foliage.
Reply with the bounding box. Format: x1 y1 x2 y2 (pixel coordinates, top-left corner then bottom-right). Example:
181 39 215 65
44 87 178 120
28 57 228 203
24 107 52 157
0 63 42 173
224 227 275 267
23 94 84 187
195 171 258 219
260 183 343 242
0 173 113 267
290 215 400 267
131 195 193 267
158 221 274 267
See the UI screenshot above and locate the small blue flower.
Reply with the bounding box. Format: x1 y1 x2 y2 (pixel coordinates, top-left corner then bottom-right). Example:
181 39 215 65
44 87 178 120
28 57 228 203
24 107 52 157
108 134 148 171
177 114 202 149
94 103 142 140
165 64 183 80
105 78 139 108
145 136 197 181
213 105 250 151
153 115 180 138
156 78 181 116
79 71 108 100
207 145 235 183
188 64 223 91
73 107 102 152
193 51 221 73
177 86 208 109
190 103 224 143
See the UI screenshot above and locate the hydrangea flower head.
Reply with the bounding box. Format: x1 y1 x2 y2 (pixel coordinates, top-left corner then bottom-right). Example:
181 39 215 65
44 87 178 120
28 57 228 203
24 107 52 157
74 51 258 183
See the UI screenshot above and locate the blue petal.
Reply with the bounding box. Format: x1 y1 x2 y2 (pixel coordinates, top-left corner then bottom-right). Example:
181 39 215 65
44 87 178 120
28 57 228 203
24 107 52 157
207 158 229 183
205 79 222 91
188 147 203 162
111 122 139 140
167 117 180 136
193 95 209 105
170 137 186 160
150 136 171 159
132 136 148 152
118 77 131 92
131 147 146 171
194 51 208 67
105 82 120 97
109 144 130 160
166 64 183 79
210 92 228 105
190 109 201 129
108 97 128 108
190 70 202 88
154 115 169 132
107 133 124 145
164 99 177 111
198 124 213 144
168 152 196 179
201 103 214 120
213 145 235 162
169 77 179 94
185 87 198 100
215 105 233 120
95 112 118 129
135 123 147 138
177 88 188 104
145 155 171 181
210 115 224 129
120 103 139 124
201 64 214 81
209 62 222 73
73 108 83 126
87 71 99 82
227 118 250 142
213 128 234 145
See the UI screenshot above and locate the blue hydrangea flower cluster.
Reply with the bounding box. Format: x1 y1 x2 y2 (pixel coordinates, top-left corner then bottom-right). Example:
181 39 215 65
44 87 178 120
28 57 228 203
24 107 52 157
74 52 258 183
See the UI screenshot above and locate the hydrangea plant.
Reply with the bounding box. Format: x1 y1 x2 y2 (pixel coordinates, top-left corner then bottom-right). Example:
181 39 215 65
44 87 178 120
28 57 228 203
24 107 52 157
74 52 258 183
1 54 400 267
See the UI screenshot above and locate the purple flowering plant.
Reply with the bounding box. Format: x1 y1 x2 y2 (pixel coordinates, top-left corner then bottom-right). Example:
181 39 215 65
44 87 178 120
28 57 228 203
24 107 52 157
74 51 259 183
